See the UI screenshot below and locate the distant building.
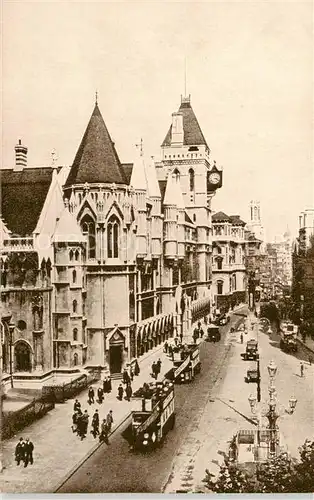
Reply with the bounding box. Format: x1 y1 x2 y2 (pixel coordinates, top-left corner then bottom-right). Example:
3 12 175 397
211 211 247 311
246 200 265 252
297 209 314 254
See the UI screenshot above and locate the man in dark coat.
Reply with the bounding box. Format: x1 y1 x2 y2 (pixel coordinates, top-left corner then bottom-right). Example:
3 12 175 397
106 410 113 431
91 410 100 438
81 410 89 439
130 367 134 382
125 383 133 401
122 369 130 385
107 376 112 392
24 438 34 467
97 387 104 404
74 399 81 412
156 358 162 376
134 359 140 376
151 361 157 379
15 437 25 466
117 384 124 401
88 386 95 405
99 420 109 445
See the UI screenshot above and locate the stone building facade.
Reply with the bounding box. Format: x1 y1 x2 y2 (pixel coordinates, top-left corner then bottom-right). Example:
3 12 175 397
1 94 222 382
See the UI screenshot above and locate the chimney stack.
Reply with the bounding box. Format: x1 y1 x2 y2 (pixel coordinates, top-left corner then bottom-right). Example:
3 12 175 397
171 112 183 145
14 139 28 171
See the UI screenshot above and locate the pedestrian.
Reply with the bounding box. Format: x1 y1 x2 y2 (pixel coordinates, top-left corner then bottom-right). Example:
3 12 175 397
81 410 89 440
157 358 162 375
125 383 133 401
193 327 198 344
240 332 243 344
88 386 95 405
300 362 304 377
179 333 183 344
130 367 134 382
106 410 114 431
91 409 100 438
309 355 313 366
117 383 124 401
151 361 157 379
76 412 84 438
168 344 173 357
97 386 104 404
24 438 34 467
122 368 130 385
107 376 112 392
73 399 81 412
72 410 79 433
164 341 168 353
15 437 25 466
99 420 109 445
134 359 140 376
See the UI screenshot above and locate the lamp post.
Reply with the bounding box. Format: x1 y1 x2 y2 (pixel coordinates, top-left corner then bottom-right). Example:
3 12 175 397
9 323 15 389
248 359 297 459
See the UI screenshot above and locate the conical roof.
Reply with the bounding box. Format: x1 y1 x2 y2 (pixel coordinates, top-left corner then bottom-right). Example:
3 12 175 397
130 148 147 191
146 160 161 198
163 174 176 206
173 177 185 209
52 208 86 243
162 97 209 148
65 103 127 187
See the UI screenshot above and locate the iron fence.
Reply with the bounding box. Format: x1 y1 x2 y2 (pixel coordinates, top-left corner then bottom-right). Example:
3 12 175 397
2 397 55 440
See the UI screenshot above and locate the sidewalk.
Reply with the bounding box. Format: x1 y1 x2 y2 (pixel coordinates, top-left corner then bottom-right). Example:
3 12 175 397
296 333 314 354
0 341 174 493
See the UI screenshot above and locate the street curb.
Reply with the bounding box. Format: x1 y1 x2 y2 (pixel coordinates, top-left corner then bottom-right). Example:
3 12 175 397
296 337 314 355
53 412 131 492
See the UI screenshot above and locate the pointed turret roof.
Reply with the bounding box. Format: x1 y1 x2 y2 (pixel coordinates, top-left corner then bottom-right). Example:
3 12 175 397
163 174 176 206
52 208 86 243
173 177 185 210
65 103 127 187
162 96 209 148
146 160 161 198
212 211 231 222
130 148 147 191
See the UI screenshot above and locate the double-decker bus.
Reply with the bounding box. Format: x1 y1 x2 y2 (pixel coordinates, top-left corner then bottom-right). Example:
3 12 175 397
122 380 175 451
166 343 201 383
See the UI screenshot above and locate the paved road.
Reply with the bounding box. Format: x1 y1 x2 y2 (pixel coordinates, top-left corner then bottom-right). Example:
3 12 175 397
58 312 246 493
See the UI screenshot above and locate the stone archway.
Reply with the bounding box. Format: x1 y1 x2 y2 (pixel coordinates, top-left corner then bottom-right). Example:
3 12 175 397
14 340 33 372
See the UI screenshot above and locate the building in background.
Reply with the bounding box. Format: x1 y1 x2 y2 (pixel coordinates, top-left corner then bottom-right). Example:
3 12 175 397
246 200 265 253
297 209 314 254
0 94 222 387
211 212 247 312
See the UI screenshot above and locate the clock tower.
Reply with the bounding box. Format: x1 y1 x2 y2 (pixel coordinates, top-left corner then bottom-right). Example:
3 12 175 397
156 94 222 297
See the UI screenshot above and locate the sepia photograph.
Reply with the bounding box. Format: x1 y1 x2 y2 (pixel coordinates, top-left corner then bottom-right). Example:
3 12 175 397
0 0 313 494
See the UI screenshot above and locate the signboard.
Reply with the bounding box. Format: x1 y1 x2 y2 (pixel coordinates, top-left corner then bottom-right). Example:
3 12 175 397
174 355 190 378
136 403 160 435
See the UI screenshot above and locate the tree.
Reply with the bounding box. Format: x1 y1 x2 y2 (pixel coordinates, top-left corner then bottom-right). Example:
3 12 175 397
204 439 314 493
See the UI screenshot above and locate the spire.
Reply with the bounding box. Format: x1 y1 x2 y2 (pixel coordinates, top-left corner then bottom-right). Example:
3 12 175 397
146 158 161 198
162 96 209 148
130 143 148 191
163 174 176 206
65 103 127 187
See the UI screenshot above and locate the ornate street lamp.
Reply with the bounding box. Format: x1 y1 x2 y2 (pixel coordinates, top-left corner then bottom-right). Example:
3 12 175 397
248 393 257 413
267 360 277 379
286 396 298 415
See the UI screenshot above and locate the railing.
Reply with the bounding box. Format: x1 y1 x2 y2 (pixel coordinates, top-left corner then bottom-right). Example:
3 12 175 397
42 373 97 403
2 397 55 439
3 237 34 251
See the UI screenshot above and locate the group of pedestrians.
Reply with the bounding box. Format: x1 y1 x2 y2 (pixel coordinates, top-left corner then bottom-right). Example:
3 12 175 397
71 397 114 445
151 358 162 379
87 377 112 406
15 437 34 468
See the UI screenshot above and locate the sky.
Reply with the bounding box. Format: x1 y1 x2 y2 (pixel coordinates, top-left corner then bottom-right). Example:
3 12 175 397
2 0 313 241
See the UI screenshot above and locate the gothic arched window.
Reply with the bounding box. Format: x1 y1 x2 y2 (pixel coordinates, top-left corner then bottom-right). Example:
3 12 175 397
73 353 78 366
173 168 180 181
189 168 195 192
69 250 74 261
81 215 96 259
107 215 120 258
75 250 80 261
217 281 223 295
72 270 77 284
73 328 78 341
72 300 77 313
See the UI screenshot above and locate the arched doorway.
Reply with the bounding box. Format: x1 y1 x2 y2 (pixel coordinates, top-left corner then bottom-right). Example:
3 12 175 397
14 341 32 372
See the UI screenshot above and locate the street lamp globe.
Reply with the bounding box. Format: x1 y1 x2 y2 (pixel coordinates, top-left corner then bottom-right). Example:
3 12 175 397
289 396 297 411
267 360 277 379
248 393 257 410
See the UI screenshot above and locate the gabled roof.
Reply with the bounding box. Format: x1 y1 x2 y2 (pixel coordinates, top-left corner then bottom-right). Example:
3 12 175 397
163 174 176 206
65 103 127 187
0 167 54 236
212 211 231 222
122 163 133 184
162 97 209 148
52 208 86 243
229 214 246 226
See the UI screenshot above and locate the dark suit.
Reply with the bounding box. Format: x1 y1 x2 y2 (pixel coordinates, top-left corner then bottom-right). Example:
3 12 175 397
24 441 34 467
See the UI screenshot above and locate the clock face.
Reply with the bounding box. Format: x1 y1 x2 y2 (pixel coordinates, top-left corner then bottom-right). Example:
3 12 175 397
209 172 220 184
